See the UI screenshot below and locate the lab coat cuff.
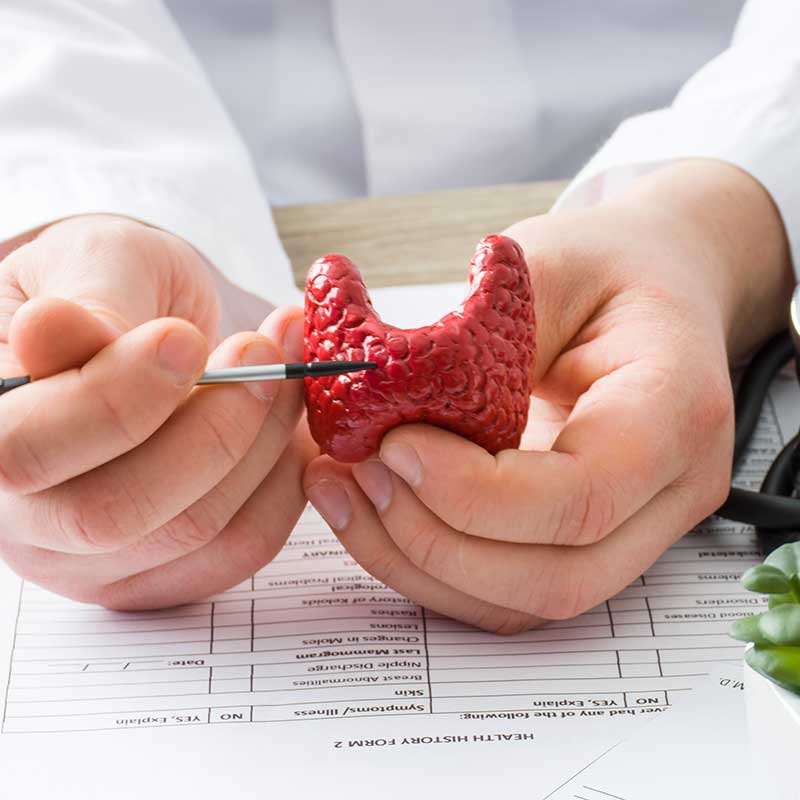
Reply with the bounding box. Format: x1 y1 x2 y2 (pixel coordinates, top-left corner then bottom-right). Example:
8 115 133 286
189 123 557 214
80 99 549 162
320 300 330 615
0 165 302 308
553 108 800 275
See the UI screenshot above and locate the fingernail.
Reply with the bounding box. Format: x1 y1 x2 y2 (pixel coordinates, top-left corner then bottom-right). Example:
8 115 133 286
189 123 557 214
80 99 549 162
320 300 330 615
240 338 280 402
282 318 305 363
157 327 207 386
306 479 352 530
352 459 393 513
380 442 423 488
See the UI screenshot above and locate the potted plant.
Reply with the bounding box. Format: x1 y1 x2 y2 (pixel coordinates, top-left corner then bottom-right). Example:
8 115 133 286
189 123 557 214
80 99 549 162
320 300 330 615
730 542 800 799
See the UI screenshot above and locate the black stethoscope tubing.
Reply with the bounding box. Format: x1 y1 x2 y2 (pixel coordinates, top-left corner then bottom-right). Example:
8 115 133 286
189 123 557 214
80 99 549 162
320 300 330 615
715 284 800 552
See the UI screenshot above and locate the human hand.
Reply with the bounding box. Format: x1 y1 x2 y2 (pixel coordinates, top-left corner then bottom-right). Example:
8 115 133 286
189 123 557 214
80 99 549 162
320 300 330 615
0 214 310 607
304 161 794 632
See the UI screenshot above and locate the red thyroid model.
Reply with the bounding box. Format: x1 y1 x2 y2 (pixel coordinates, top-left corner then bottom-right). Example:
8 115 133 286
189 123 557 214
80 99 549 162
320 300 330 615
304 235 536 463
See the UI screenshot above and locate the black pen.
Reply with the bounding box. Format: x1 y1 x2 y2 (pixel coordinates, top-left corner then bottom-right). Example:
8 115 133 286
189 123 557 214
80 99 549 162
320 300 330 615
0 361 377 396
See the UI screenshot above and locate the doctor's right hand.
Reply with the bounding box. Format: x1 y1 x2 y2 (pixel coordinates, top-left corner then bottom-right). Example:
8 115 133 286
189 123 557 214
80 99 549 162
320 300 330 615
0 214 309 607
305 160 795 632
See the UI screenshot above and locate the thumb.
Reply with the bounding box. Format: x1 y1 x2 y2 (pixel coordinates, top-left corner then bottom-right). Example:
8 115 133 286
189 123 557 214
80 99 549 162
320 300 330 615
502 212 615 385
9 297 119 379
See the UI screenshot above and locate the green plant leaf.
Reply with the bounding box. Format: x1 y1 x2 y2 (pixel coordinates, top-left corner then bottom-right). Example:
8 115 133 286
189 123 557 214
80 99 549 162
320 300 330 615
745 645 800 695
729 614 770 643
765 542 800 581
757 605 800 646
741 564 792 594
769 592 799 609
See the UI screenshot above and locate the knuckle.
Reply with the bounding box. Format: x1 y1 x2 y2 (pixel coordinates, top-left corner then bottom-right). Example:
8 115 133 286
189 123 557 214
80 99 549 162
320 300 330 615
477 607 538 636
93 581 139 611
67 215 149 261
359 546 405 588
679 369 734 518
96 566 181 611
231 523 289 574
400 527 444 576
85 374 144 449
579 466 617 544
34 216 145 286
157 504 223 553
266 402 298 444
0 437 49 495
0 237 42 288
456 450 518 537
550 455 614 546
51 478 152 552
196 406 255 473
708 465 731 514
452 486 483 536
52 502 116 552
150 229 217 328
54 578 109 607
680 464 730 524
159 229 206 277
86 585 115 609
515 563 587 621
690 370 734 439
537 588 585 621
540 573 590 621
707 467 732 512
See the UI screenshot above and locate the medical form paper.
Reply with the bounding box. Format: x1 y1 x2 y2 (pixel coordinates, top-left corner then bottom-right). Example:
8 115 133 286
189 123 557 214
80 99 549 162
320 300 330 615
549 665 752 799
0 285 794 798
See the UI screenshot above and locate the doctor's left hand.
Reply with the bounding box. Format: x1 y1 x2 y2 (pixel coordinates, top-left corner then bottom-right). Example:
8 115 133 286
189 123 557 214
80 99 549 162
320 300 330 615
0 214 311 608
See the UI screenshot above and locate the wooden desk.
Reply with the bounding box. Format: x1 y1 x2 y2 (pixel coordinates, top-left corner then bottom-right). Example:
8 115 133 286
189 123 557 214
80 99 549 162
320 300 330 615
274 180 567 288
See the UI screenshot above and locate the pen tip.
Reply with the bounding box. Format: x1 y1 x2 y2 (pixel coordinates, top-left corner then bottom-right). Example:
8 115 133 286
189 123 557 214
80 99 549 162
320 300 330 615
303 360 379 378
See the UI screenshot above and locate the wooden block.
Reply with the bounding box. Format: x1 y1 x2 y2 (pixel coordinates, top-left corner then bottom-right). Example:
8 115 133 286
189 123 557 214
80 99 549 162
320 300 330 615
273 180 567 288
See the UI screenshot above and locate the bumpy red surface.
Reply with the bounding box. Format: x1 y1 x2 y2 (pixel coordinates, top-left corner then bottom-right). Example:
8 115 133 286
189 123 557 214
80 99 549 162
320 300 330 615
304 235 536 463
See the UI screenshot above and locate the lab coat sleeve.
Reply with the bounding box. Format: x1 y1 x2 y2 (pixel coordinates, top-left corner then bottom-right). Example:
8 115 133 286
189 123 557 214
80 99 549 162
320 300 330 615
0 0 298 307
554 0 800 273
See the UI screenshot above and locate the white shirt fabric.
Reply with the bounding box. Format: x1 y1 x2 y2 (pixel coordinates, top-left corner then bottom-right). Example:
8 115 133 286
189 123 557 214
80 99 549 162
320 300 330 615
0 0 797 319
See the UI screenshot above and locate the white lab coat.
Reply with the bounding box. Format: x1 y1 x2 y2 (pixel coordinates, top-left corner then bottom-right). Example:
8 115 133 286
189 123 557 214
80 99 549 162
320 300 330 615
0 1 798 317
